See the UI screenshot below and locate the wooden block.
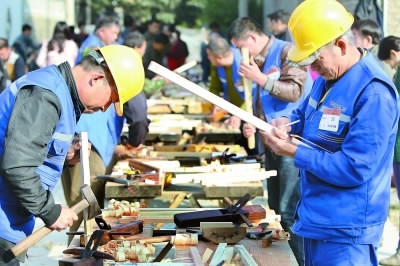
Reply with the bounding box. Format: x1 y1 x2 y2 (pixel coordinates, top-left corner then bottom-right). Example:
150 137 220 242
234 244 258 266
209 243 227 266
189 246 204 266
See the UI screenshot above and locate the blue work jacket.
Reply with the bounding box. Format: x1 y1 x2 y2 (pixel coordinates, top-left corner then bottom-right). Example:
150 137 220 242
290 52 399 245
216 47 245 102
0 66 76 243
255 38 312 121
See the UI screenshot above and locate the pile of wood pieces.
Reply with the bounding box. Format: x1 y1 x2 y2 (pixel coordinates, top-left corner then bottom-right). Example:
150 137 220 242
102 199 143 218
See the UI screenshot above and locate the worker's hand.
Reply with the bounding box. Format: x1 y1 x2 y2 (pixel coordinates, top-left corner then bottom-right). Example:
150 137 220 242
208 105 228 122
238 56 264 85
224 115 241 129
114 144 144 160
242 123 256 138
259 119 297 157
270 117 291 132
49 205 78 231
66 139 91 166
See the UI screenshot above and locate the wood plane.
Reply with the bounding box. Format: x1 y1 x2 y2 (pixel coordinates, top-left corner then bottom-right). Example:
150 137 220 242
174 194 266 228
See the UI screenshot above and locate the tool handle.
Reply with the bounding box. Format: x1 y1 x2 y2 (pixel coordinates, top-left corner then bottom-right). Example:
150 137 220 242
241 47 256 149
11 226 52 257
11 199 89 257
71 199 90 214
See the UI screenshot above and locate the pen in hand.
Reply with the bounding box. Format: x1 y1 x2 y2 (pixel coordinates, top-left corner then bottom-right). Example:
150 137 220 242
284 119 301 127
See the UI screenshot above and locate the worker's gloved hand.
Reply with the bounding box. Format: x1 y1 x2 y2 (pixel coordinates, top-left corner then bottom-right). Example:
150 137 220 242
49 205 78 232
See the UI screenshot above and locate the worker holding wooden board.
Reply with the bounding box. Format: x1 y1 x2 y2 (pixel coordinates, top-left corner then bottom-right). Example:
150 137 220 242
205 35 257 155
228 17 313 266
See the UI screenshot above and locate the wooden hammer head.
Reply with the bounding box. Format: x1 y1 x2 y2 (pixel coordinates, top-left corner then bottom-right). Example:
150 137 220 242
80 184 102 219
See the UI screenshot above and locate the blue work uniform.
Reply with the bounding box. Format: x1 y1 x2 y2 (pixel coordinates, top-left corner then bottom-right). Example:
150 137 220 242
0 67 76 243
290 52 400 265
216 47 245 103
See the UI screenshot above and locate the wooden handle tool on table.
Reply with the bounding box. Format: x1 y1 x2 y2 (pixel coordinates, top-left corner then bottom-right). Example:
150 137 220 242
241 47 255 149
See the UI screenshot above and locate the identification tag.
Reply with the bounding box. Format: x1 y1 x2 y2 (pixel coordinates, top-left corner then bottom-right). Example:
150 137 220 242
319 108 340 132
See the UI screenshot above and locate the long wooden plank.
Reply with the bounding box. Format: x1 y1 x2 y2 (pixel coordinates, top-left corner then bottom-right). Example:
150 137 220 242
148 61 273 134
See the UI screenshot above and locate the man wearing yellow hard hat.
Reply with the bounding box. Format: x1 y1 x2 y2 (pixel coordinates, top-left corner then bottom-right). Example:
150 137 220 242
0 44 144 265
61 14 150 245
260 0 400 265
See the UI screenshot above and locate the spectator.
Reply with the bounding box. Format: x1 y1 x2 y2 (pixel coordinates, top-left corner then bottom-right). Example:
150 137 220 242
166 29 189 70
144 18 161 43
0 38 27 82
267 9 292 42
0 60 10 93
36 21 79 68
228 16 313 265
122 31 167 97
12 24 40 63
142 32 170 79
75 14 120 64
72 21 88 48
351 18 394 78
377 35 400 266
121 14 137 41
261 1 399 264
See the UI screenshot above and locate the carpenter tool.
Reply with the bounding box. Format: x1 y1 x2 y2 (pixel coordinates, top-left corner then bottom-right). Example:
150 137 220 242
246 222 272 240
10 184 101 258
94 216 143 244
96 172 159 186
60 230 115 265
202 226 247 244
174 193 266 228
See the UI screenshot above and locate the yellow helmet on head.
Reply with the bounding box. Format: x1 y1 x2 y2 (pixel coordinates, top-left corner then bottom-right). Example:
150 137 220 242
287 0 354 65
97 44 145 116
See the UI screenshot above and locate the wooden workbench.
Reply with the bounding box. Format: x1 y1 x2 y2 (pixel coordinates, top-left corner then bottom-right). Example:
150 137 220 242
105 159 273 208
66 210 296 266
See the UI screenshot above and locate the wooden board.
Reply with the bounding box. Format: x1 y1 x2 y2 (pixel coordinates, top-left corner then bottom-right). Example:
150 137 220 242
105 182 162 199
203 181 264 198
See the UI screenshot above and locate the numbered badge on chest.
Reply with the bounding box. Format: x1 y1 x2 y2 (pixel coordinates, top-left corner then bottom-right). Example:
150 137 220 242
319 108 340 132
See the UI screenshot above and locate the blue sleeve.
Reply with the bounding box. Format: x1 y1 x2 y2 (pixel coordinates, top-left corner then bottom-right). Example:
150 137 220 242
294 81 399 187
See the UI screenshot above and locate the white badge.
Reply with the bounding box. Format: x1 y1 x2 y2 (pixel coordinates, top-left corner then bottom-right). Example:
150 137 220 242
318 108 340 132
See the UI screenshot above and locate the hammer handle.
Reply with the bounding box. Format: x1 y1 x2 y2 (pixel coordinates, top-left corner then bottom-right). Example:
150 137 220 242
11 199 89 257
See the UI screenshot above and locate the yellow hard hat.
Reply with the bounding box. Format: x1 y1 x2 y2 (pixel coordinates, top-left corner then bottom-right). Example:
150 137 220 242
287 0 354 64
97 44 145 116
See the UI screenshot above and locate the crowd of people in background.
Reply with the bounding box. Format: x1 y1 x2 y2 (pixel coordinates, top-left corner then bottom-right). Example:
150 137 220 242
1 1 400 265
